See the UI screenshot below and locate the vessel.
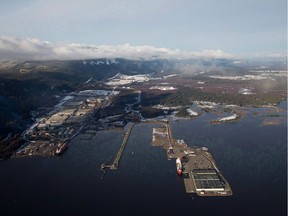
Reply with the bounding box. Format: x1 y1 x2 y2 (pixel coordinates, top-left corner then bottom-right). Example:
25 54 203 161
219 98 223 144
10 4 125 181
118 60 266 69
176 158 182 176
55 143 68 155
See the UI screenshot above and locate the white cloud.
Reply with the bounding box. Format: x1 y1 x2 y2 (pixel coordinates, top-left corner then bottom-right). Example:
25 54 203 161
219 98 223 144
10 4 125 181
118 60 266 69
0 35 234 60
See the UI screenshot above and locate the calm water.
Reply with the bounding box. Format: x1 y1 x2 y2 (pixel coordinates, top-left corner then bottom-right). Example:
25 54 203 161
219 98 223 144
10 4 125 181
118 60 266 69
0 103 287 216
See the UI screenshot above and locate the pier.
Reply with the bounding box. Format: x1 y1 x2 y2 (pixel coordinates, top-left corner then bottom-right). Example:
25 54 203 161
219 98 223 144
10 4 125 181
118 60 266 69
101 123 135 170
150 122 233 196
100 120 169 171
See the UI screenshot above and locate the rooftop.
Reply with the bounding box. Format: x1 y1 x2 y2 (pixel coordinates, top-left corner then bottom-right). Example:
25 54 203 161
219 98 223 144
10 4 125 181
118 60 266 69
192 169 224 191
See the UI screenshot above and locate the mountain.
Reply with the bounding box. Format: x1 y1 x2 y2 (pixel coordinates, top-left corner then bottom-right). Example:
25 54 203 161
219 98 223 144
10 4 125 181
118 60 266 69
0 58 173 138
0 57 285 139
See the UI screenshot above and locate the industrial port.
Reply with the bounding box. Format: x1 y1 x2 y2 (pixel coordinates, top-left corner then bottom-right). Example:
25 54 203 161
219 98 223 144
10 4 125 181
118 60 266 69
13 89 121 157
10 78 233 196
100 120 233 197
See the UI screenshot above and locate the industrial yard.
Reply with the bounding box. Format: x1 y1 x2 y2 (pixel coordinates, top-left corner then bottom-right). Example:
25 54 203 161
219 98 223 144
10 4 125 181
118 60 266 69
13 89 120 157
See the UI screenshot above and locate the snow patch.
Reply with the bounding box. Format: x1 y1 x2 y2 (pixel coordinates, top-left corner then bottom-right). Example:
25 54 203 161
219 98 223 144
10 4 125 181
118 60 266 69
186 109 198 116
217 114 238 122
150 86 177 91
106 74 150 86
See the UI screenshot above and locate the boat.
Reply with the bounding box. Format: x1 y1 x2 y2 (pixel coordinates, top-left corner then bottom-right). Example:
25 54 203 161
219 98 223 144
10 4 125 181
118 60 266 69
55 143 68 155
176 158 182 176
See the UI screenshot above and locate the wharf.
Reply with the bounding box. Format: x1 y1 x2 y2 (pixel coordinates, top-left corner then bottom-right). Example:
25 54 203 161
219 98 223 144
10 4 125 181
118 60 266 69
101 123 135 170
151 123 233 196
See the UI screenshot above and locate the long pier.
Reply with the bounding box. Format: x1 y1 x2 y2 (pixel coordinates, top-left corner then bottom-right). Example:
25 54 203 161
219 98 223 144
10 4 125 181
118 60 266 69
101 123 135 170
100 120 169 171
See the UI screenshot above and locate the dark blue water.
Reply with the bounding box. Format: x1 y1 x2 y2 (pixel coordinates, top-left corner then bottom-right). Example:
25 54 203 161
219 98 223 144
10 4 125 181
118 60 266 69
0 103 286 216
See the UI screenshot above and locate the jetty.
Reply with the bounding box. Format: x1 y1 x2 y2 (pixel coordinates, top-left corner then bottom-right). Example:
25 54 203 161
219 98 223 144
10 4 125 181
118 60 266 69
101 123 135 170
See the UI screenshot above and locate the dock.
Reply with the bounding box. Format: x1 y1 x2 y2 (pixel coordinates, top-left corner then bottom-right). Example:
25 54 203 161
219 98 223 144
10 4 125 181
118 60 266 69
101 123 135 170
151 122 233 196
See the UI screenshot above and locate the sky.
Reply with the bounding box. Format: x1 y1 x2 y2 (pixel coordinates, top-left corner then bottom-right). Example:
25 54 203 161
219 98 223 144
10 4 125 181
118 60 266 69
0 0 287 60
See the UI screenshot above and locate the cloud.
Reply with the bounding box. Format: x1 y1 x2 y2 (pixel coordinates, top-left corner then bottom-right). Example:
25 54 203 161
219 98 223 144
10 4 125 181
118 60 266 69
0 36 55 60
0 35 234 61
253 51 287 59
